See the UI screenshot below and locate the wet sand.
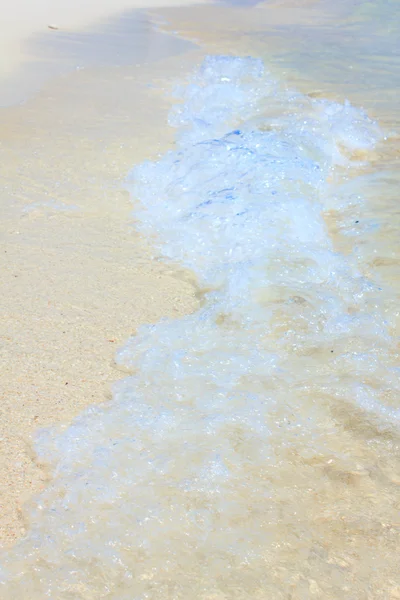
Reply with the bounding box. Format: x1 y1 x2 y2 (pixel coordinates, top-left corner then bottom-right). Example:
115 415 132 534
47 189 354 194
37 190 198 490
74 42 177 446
0 0 210 83
1 0 333 549
1 1 399 595
0 8 205 546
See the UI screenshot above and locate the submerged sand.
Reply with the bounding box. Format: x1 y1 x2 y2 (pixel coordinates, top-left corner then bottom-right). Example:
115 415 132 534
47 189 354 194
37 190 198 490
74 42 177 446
1 7 399 596
0 0 336 548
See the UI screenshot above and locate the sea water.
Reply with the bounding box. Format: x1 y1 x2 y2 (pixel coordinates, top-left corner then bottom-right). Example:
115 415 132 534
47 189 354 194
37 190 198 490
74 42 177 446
1 54 399 598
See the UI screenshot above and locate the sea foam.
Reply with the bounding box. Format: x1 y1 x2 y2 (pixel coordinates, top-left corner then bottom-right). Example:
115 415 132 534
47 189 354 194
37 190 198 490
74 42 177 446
1 56 397 599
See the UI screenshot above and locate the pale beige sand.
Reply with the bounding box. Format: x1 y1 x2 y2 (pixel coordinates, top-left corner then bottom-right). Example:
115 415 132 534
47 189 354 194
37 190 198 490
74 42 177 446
0 0 372 550
0 0 323 549
0 11 208 544
0 0 343 549
0 0 210 79
2 0 398 574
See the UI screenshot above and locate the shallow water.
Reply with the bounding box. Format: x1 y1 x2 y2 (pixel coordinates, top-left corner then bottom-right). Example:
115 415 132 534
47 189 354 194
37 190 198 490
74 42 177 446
1 1 400 598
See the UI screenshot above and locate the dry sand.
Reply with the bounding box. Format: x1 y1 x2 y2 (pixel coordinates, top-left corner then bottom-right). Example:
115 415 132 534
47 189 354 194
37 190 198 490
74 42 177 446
0 2 208 547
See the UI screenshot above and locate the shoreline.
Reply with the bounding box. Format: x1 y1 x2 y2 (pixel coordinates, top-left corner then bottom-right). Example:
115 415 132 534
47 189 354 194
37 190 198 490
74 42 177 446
0 0 210 95
1 3 399 591
0 11 204 546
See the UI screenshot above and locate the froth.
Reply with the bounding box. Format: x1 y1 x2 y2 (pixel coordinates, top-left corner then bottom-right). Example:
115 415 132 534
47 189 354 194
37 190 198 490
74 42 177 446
1 56 397 599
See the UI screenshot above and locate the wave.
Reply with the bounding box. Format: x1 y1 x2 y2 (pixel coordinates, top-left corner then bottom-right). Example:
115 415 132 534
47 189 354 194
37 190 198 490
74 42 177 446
1 55 397 599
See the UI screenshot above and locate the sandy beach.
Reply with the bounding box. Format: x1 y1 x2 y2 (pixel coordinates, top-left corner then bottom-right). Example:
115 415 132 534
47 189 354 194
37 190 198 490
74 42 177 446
0 0 206 547
1 0 399 596
0 0 363 549
0 0 317 547
0 0 210 80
